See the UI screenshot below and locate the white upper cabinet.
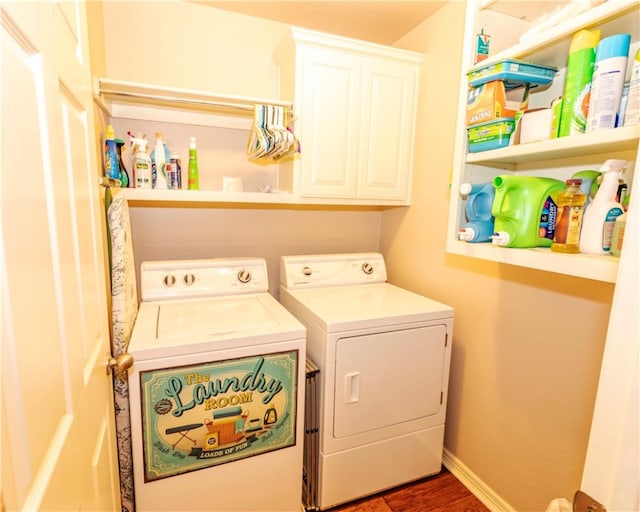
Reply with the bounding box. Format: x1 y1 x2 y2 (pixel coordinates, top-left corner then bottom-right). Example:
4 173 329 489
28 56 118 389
274 28 422 204
447 0 640 283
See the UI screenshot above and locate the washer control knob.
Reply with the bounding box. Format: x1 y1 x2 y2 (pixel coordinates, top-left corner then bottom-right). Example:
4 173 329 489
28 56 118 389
302 266 312 277
163 274 176 286
362 262 374 275
184 273 196 286
237 270 252 283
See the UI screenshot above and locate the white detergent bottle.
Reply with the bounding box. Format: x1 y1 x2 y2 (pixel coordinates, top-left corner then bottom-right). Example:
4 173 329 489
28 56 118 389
579 159 627 254
151 132 169 189
133 138 152 189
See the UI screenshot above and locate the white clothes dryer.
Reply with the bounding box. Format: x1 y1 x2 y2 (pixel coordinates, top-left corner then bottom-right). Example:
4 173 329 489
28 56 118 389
279 253 454 510
127 258 306 512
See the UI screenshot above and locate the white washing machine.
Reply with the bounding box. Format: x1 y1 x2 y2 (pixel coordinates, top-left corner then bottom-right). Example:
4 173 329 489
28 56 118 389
279 253 454 510
127 258 306 511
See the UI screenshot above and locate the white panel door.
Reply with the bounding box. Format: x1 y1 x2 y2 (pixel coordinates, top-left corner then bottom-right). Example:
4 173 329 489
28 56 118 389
333 325 446 439
298 45 361 198
358 58 418 200
1 1 119 510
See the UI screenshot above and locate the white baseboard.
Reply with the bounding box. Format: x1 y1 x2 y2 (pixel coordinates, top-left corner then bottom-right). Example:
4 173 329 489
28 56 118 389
443 448 515 512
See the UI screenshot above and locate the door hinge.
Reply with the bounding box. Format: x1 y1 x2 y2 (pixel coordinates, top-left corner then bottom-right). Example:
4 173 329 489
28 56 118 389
445 333 448 347
440 391 443 404
573 490 606 512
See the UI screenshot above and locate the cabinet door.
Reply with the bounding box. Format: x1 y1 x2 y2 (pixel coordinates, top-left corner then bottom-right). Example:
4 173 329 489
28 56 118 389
358 58 418 200
298 46 362 198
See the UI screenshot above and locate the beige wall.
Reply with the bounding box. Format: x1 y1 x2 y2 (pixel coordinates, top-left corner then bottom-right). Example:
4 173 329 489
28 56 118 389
100 1 285 98
92 1 616 510
128 206 381 297
383 3 615 510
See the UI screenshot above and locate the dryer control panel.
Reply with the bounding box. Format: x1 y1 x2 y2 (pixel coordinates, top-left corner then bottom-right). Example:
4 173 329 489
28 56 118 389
280 253 387 289
140 258 269 301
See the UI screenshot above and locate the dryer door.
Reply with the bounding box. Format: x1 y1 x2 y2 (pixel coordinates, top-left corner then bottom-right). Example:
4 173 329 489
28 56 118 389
333 325 446 438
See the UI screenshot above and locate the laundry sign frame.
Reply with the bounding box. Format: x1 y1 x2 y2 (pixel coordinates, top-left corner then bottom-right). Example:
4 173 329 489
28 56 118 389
139 350 299 482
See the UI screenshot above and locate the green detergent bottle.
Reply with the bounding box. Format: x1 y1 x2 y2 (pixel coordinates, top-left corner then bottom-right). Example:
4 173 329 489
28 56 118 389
491 175 566 248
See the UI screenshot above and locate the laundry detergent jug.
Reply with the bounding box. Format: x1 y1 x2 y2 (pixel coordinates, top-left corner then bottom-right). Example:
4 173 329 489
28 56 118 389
491 175 566 248
457 182 495 243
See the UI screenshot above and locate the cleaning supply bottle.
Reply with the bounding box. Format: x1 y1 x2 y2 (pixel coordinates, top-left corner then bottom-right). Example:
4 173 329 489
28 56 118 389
609 210 627 257
170 152 181 190
491 175 565 248
586 34 631 132
623 48 640 127
115 138 129 188
151 132 169 189
188 136 199 190
571 169 601 211
132 138 152 189
558 29 600 137
457 182 495 243
579 159 627 254
104 124 120 180
551 178 586 253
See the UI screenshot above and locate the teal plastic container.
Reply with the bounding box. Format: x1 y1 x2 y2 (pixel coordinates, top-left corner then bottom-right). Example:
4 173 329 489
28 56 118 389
467 58 557 88
491 175 566 248
467 118 515 152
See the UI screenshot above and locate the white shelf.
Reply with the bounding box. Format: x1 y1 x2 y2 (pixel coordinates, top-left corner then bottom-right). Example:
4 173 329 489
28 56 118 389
446 240 620 283
114 187 401 208
95 77 293 130
116 188 296 206
467 126 640 166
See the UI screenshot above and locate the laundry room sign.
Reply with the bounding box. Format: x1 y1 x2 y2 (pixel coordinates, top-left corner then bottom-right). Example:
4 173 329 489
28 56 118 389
139 350 298 482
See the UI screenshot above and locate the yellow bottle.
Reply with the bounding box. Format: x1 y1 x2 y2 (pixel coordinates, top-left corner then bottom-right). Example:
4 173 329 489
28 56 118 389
551 178 586 253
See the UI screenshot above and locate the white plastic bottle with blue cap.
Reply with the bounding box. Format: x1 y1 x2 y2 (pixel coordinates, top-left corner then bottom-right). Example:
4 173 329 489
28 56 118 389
586 33 631 132
579 159 627 255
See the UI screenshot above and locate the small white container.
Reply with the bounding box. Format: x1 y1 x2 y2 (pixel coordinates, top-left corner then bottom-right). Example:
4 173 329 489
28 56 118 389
222 176 243 193
520 107 554 144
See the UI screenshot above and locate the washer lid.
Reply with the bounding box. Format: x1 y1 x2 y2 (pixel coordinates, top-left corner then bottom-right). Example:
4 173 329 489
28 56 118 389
280 282 453 332
129 293 305 360
157 296 278 338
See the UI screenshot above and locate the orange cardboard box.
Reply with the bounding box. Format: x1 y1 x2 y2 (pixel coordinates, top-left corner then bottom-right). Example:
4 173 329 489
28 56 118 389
466 81 529 126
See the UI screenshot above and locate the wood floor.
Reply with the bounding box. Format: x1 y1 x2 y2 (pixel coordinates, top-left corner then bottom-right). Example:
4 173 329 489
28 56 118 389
328 468 490 512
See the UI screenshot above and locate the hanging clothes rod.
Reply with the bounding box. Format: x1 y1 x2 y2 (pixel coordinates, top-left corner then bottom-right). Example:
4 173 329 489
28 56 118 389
97 78 293 115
